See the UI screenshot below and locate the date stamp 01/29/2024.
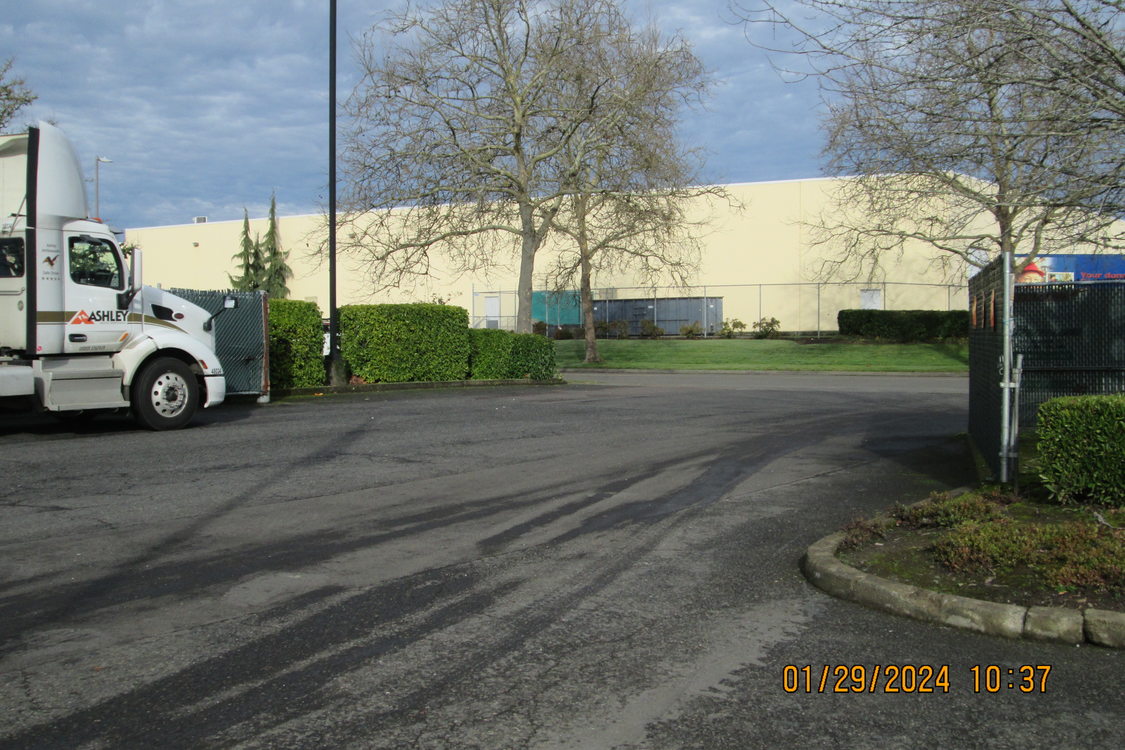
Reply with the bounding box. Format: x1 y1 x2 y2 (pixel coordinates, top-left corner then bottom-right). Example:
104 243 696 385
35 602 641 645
782 665 1053 694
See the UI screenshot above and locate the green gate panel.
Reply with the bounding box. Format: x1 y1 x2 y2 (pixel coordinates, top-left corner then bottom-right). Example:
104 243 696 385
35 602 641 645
169 289 268 395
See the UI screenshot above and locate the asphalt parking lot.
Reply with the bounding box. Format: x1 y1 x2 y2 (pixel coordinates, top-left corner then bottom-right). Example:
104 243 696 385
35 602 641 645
1 372 1121 748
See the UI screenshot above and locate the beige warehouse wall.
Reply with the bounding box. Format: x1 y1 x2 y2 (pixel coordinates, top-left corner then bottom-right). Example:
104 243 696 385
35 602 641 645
127 213 501 315
126 177 969 328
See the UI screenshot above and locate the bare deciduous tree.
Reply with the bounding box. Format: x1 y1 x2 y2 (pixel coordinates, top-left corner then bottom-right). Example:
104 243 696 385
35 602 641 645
343 0 661 333
543 24 731 361
734 0 1124 280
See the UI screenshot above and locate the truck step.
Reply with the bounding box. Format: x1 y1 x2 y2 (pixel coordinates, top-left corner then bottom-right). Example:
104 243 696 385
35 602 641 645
38 359 129 410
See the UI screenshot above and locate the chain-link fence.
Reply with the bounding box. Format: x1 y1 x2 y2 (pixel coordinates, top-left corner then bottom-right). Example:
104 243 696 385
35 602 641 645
472 281 967 335
1014 282 1125 427
969 259 1125 480
968 261 1007 479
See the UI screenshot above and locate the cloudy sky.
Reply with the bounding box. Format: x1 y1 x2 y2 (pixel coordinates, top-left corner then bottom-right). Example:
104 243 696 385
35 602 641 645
3 0 824 231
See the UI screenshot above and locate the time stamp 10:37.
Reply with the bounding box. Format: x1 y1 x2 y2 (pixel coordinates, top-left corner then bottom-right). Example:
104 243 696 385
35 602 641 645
782 665 1053 694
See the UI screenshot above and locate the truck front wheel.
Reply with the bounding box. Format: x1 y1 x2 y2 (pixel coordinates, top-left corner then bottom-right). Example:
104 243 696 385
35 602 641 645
132 357 199 430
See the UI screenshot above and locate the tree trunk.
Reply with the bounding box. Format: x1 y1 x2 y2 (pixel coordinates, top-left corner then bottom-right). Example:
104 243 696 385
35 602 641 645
577 204 601 363
516 202 538 334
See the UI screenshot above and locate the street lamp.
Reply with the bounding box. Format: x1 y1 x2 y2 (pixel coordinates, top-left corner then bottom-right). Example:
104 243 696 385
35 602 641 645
94 156 112 219
327 0 344 385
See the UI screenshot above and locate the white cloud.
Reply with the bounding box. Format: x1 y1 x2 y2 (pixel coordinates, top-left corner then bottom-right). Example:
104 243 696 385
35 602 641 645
6 0 824 229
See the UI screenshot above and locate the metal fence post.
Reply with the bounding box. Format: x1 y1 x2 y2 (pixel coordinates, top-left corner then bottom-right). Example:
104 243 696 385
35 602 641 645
817 283 822 338
703 286 708 336
1000 251 1013 483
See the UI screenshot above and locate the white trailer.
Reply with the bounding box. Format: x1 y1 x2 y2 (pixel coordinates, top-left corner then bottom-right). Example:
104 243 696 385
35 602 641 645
0 122 232 429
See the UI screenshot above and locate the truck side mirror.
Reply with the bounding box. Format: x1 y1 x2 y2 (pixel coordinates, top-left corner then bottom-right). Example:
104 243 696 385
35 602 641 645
204 295 239 331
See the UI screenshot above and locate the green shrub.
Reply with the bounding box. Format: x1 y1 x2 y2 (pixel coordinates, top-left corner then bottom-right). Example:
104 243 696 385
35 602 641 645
468 328 515 380
838 516 891 551
640 319 664 338
508 333 556 380
933 520 1124 591
596 320 629 339
1038 395 1125 507
837 309 969 341
340 303 470 383
680 321 703 338
752 316 782 339
720 318 747 339
891 491 1006 528
268 299 325 389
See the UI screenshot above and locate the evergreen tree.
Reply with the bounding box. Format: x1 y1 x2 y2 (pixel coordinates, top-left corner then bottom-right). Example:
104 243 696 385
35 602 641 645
259 193 292 298
229 209 265 291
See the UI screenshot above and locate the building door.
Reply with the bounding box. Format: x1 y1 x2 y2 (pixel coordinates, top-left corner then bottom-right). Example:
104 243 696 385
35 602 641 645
485 296 500 329
860 288 883 310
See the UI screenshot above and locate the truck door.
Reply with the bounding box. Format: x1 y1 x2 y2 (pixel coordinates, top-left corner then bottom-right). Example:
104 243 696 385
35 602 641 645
0 237 27 351
63 233 130 354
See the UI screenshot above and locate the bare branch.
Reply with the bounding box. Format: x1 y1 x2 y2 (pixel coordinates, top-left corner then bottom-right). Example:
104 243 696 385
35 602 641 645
0 58 36 131
733 0 1125 278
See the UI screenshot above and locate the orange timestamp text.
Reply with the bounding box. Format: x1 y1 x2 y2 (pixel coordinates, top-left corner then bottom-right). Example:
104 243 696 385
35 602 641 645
782 665 1052 694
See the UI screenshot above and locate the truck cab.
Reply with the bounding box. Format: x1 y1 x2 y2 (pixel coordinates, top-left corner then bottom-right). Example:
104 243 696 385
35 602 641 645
0 123 228 429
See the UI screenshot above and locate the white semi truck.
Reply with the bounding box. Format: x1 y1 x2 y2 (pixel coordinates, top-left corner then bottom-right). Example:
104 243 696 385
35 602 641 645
0 122 231 429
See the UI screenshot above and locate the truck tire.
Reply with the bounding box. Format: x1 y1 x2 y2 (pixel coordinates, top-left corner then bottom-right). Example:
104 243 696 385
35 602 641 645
132 357 198 430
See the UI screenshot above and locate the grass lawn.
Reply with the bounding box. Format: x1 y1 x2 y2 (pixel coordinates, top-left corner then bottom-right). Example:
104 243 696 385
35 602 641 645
555 337 969 373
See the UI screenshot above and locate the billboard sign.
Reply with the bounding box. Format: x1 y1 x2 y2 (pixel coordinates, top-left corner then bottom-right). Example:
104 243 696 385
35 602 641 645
1015 254 1125 283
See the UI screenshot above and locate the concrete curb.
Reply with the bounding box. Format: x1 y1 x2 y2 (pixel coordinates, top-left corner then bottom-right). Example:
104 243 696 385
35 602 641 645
268 377 566 400
802 531 1125 648
559 368 967 377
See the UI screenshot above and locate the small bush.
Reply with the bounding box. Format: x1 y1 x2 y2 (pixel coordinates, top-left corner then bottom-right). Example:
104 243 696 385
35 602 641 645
340 303 470 383
680 321 703 338
1038 395 1125 507
837 309 969 341
838 517 890 551
933 520 1125 591
640 319 664 338
931 519 1034 573
752 316 782 339
596 320 629 339
508 333 556 380
892 491 1005 528
720 318 747 339
268 299 325 388
468 328 514 380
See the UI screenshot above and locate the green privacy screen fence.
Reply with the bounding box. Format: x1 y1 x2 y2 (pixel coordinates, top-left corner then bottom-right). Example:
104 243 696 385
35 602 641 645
968 258 1125 480
169 289 268 396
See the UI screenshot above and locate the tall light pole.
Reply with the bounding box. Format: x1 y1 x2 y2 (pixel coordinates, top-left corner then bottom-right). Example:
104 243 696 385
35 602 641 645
94 156 112 218
327 0 344 385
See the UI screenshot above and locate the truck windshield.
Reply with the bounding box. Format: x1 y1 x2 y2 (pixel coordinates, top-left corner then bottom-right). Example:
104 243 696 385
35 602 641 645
69 236 123 289
0 237 23 278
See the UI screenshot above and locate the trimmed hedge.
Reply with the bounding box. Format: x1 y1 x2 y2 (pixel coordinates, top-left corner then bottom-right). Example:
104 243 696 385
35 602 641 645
469 328 515 379
1038 395 1125 507
268 299 326 388
508 332 556 380
837 309 969 341
340 303 471 383
468 329 557 380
